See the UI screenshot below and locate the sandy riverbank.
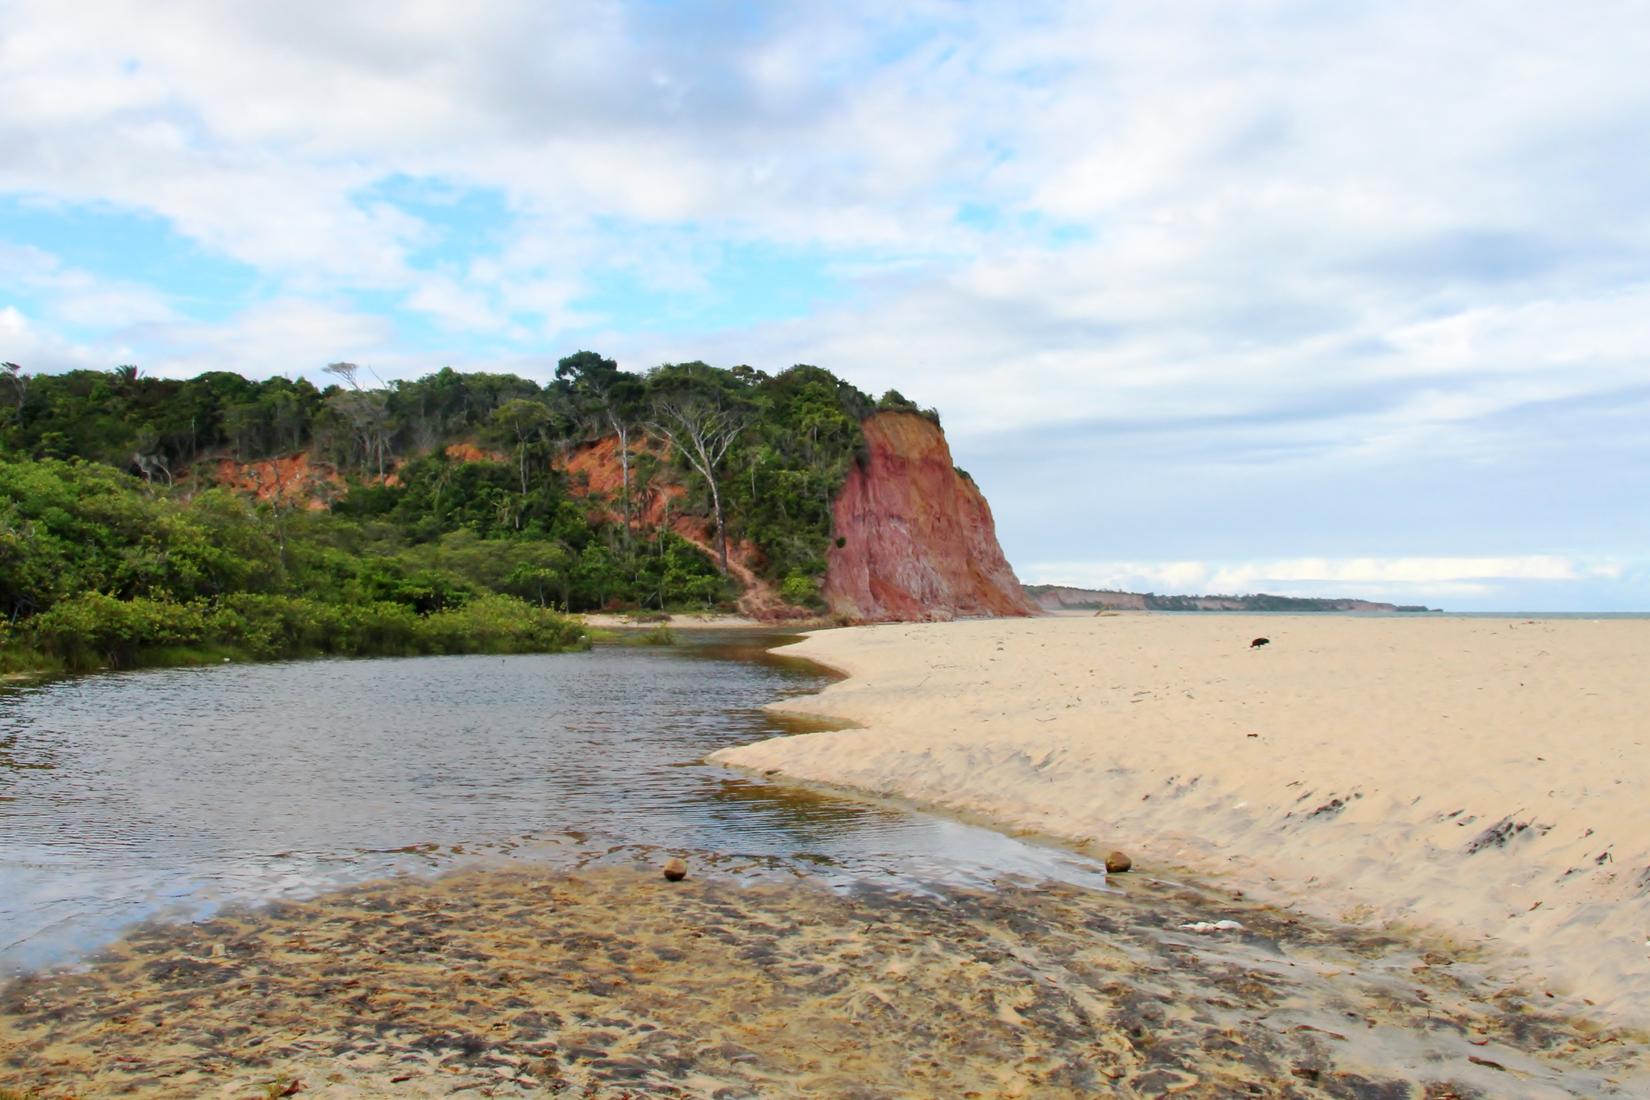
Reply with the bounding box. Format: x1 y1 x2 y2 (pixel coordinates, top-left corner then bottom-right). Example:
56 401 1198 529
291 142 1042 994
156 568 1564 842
713 614 1650 1024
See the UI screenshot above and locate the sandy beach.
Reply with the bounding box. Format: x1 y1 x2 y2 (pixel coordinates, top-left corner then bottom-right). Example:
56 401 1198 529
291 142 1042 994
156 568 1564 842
713 614 1650 1026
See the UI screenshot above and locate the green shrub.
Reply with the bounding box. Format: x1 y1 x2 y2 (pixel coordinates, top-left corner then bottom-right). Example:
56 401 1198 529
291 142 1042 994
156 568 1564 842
779 570 822 608
207 594 341 658
27 592 208 669
331 601 423 656
416 594 588 655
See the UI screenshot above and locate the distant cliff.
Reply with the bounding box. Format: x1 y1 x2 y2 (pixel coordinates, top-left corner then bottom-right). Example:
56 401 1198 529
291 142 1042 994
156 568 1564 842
1026 585 1436 614
823 413 1038 622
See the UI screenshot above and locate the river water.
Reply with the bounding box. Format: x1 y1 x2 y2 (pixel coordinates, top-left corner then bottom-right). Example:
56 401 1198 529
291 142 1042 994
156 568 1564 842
0 632 1108 975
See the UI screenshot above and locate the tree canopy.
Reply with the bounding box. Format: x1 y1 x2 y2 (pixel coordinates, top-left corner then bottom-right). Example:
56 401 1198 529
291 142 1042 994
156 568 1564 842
0 356 917 671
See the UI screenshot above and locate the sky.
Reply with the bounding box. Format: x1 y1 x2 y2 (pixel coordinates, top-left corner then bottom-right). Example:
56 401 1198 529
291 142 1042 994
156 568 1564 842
2 1 1647 611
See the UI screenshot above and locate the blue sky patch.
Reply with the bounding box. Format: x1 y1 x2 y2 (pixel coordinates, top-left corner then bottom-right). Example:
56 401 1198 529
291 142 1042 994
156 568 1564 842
572 237 854 335
0 196 261 324
354 175 514 272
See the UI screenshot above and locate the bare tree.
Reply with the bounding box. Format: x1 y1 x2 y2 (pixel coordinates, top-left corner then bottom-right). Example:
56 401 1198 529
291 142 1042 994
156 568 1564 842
605 404 636 545
323 361 391 478
131 451 173 485
323 361 361 389
325 390 390 477
647 395 748 575
130 427 173 486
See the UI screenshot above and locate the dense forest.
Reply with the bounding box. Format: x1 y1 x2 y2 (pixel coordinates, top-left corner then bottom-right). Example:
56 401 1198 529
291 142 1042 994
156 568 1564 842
0 355 931 673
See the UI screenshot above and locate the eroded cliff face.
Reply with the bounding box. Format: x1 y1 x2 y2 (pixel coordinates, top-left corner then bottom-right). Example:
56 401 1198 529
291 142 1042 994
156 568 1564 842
211 453 342 510
823 413 1037 622
561 435 680 527
559 436 796 619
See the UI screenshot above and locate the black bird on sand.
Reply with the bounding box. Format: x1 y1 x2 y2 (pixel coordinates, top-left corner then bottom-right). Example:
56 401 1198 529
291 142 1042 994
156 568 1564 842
1249 637 1270 648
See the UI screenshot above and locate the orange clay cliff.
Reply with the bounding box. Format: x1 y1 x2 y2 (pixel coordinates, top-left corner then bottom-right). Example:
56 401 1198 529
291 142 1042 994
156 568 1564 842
821 412 1037 622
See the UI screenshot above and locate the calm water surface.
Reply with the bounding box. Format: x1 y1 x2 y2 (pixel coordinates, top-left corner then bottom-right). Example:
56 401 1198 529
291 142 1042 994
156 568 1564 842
1 633 1107 974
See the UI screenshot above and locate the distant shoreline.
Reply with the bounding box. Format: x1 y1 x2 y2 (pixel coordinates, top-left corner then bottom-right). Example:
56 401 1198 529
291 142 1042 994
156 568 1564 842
1025 582 1437 614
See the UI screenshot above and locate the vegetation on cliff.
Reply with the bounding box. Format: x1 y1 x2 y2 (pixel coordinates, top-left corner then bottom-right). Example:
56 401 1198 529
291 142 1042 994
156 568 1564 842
0 356 926 669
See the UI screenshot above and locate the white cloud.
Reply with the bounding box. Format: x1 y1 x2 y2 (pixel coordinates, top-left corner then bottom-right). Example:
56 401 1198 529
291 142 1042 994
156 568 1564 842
0 243 180 329
141 298 398 381
0 302 109 374
402 278 504 334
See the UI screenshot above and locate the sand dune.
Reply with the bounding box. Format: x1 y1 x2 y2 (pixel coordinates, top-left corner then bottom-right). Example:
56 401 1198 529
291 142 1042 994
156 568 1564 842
713 614 1650 1023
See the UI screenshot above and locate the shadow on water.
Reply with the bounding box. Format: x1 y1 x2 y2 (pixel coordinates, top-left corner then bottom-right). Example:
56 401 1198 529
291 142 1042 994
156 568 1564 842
0 630 1108 975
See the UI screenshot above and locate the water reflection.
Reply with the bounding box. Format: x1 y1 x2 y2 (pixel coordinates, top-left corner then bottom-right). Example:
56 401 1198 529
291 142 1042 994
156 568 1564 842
0 632 1108 974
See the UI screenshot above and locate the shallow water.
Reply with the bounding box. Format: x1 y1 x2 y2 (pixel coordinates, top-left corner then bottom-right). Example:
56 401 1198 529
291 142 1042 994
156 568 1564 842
0 632 1106 974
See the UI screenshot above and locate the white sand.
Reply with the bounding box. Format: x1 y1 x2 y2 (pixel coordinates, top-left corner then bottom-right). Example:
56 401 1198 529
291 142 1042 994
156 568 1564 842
712 614 1650 1023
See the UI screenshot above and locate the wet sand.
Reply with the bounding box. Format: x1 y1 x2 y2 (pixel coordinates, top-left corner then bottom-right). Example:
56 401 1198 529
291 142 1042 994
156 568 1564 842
3 850 1648 1099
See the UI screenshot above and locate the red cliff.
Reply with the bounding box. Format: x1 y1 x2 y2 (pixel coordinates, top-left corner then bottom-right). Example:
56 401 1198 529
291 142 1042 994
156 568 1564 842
211 453 343 510
823 413 1038 622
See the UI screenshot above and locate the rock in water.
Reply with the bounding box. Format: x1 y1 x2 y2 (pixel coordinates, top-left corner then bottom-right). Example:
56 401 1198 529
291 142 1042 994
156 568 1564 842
662 858 688 882
1105 851 1133 874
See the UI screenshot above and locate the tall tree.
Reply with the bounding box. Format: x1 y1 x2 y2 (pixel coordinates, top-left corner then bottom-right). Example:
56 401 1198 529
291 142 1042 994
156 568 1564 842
647 392 748 576
323 362 391 478
323 361 360 389
489 398 553 496
1 362 27 428
556 351 644 546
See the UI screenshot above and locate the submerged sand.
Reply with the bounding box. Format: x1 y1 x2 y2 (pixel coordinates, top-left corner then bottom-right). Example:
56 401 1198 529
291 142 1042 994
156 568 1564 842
4 857 1648 1099
713 614 1650 1025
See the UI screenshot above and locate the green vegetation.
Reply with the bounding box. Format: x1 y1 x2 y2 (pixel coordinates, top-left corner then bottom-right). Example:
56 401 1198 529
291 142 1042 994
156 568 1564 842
587 624 678 647
0 354 905 672
0 459 588 673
